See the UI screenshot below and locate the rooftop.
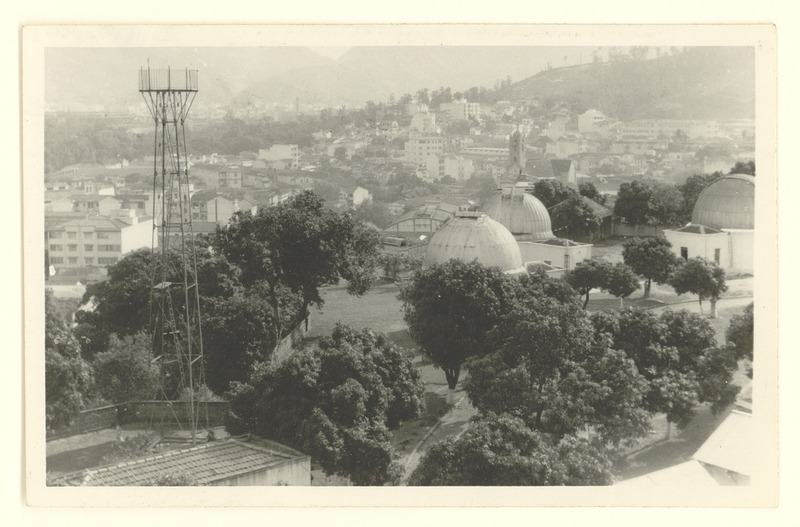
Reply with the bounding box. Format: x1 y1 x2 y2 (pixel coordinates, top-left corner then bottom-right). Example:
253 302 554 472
78 437 306 486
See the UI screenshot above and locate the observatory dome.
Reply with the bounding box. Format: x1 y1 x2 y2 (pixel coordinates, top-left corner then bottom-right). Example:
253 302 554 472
691 174 755 230
423 211 523 272
482 185 554 240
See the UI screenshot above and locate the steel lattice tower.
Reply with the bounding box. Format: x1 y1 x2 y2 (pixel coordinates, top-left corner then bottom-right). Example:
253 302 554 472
139 66 205 444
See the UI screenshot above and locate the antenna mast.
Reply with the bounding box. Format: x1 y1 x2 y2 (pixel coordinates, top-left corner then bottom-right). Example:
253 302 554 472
139 66 204 444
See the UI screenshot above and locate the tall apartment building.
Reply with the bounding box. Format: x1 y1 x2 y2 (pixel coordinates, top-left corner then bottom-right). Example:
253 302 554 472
404 136 444 166
46 212 151 270
439 101 480 120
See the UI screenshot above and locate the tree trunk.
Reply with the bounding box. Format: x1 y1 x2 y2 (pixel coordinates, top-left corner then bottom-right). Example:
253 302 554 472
620 297 624 309
270 286 283 355
446 388 455 405
698 298 704 316
644 279 651 298
710 298 718 319
665 421 672 440
444 367 460 405
583 293 590 309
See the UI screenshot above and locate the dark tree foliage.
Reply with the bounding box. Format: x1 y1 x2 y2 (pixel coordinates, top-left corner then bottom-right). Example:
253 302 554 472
408 413 613 486
730 160 755 176
578 181 607 206
226 325 423 485
45 290 94 430
590 308 736 429
551 195 602 240
647 183 685 225
726 302 754 362
669 257 728 317
614 181 652 226
605 263 641 308
214 191 381 343
566 259 614 309
93 332 160 404
533 179 579 209
74 245 239 357
401 260 514 394
466 280 650 444
622 236 682 297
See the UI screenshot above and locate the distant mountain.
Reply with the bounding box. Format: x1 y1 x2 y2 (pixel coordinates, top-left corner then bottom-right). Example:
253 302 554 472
510 47 755 120
45 46 597 109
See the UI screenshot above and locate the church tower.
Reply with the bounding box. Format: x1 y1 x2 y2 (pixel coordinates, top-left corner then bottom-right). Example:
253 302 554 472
504 127 526 183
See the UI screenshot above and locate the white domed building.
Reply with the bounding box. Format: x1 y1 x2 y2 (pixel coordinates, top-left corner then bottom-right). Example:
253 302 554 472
481 185 554 241
664 174 754 273
423 211 525 274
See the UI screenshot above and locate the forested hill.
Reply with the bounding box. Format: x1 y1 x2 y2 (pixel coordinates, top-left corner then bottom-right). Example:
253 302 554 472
512 47 755 120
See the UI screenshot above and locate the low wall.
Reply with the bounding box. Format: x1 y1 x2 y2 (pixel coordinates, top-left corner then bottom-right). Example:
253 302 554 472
47 400 231 441
272 316 310 364
46 404 120 440
613 223 678 238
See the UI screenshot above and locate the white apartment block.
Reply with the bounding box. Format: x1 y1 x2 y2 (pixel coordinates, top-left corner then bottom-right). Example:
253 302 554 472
258 144 300 169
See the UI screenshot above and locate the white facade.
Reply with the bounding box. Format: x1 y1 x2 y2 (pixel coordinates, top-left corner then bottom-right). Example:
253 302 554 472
518 240 592 271
258 144 300 169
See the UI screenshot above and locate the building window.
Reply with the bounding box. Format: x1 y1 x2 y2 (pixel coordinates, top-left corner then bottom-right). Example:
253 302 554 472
83 232 94 238
50 257 63 264
67 232 77 239
49 244 63 252
714 248 721 265
84 257 94 265
67 244 78 252
97 232 110 239
49 231 62 239
84 244 94 252
68 257 78 265
680 247 688 261
98 244 121 252
98 257 118 265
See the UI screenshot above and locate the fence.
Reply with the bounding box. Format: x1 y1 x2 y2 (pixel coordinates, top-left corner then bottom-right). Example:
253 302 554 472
46 401 231 441
612 223 678 238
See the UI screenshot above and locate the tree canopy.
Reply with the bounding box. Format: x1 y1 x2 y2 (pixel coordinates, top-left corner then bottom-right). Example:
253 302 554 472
408 413 613 486
726 302 754 363
566 258 614 309
669 257 728 317
622 236 682 297
226 324 423 485
551 195 602 240
45 290 94 430
401 260 513 400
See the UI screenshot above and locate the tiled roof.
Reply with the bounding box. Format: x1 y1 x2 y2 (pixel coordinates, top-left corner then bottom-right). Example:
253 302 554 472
81 438 302 486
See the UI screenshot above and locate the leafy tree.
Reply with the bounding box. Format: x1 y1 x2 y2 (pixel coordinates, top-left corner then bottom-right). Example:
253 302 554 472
533 179 579 209
215 190 381 351
93 332 160 404
647 183 685 225
45 291 94 430
226 325 423 485
333 146 348 161
466 280 650 444
352 201 393 229
551 195 602 240
726 302 754 362
590 308 733 437
614 181 651 226
605 263 641 308
622 236 682 297
730 160 755 176
669 257 728 317
566 259 613 309
401 260 513 403
74 245 239 357
408 413 613 486
578 181 606 206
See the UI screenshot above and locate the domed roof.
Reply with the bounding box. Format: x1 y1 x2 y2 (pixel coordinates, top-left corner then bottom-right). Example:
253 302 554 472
424 212 523 272
692 174 755 230
481 185 554 240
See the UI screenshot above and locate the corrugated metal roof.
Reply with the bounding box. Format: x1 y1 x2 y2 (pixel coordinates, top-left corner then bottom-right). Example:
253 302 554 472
693 410 753 477
80 438 299 486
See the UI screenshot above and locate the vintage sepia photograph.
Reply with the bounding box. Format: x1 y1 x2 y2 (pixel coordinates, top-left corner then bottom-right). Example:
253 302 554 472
22 24 778 507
